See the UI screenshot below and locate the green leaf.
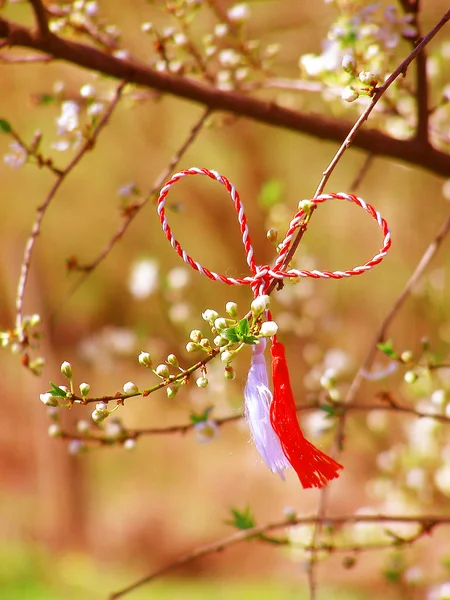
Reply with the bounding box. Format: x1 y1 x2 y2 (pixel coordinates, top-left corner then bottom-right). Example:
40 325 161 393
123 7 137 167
222 328 240 343
319 403 336 417
258 179 283 208
48 381 68 398
189 406 213 424
377 339 397 359
227 506 255 530
242 335 258 345
238 318 250 336
37 94 55 105
0 119 12 134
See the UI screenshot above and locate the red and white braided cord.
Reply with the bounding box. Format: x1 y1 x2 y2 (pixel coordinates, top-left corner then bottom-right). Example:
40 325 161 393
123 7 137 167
157 168 391 293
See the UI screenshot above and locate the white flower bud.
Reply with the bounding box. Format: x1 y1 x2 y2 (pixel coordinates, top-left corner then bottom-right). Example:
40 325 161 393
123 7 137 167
341 54 355 71
79 382 90 397
251 295 270 316
359 71 375 85
141 22 153 33
200 338 211 349
124 438 136 450
260 320 278 337
227 3 249 23
400 350 413 363
166 386 178 399
225 302 238 317
91 409 108 423
167 354 179 368
29 314 41 327
298 199 314 212
105 420 123 439
156 364 170 378
221 350 233 363
123 381 138 394
202 309 218 322
96 401 108 413
48 423 62 438
40 393 59 407
341 87 359 102
214 335 228 347
77 420 90 434
190 329 202 342
196 376 208 388
68 439 86 455
214 318 227 331
404 370 418 384
186 342 198 353
58 385 69 395
138 351 152 367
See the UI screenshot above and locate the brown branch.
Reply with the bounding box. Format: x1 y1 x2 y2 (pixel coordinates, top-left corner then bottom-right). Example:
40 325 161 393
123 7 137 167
15 82 126 346
28 0 50 37
1 13 450 179
344 213 450 408
109 514 449 599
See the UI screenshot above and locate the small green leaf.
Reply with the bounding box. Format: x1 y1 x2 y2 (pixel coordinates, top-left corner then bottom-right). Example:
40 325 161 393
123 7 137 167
238 318 250 336
258 179 283 208
319 404 336 417
222 328 240 343
48 381 68 398
37 94 55 105
226 506 255 530
189 406 213 424
242 335 258 345
377 339 397 359
0 119 12 134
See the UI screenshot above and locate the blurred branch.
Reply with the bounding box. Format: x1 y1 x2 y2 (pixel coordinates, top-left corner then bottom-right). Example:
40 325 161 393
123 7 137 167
57 108 210 307
0 11 450 178
345 212 450 408
109 513 449 599
15 82 126 352
28 0 50 37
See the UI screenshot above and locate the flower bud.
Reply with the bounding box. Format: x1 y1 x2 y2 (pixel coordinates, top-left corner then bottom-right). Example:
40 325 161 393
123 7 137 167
224 366 235 380
138 351 152 367
58 385 70 395
196 376 208 388
123 381 138 394
167 354 179 368
48 423 62 438
251 295 270 316
105 420 123 439
341 87 359 102
186 342 198 352
68 439 86 455
202 309 218 322
156 364 170 378
359 70 375 85
225 302 238 317
60 361 72 378
29 314 41 327
214 318 227 331
79 382 90 397
40 393 59 407
124 438 136 450
221 350 233 363
266 228 278 243
96 401 108 413
341 54 355 71
214 335 228 347
400 350 413 363
92 409 108 423
47 406 59 420
260 320 278 337
190 329 202 342
298 199 314 212
227 3 249 23
166 385 178 399
200 338 211 349
77 420 90 434
404 370 418 384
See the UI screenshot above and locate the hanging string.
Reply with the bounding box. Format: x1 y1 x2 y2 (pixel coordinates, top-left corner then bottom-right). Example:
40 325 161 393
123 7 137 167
157 167 391 487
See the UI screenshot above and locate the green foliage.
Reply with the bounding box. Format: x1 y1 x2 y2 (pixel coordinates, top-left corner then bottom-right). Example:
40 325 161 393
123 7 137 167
222 318 258 345
0 119 12 133
227 506 256 530
376 339 398 359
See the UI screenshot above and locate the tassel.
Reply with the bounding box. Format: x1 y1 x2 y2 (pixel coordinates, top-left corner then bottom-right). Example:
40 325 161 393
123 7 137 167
244 338 291 479
270 340 343 489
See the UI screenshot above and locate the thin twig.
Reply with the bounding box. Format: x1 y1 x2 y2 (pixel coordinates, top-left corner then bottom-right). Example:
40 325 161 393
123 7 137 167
108 514 448 599
345 213 450 408
15 82 126 346
28 0 50 37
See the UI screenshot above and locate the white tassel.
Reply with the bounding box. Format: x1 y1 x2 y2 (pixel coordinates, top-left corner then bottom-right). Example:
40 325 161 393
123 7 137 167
244 338 290 479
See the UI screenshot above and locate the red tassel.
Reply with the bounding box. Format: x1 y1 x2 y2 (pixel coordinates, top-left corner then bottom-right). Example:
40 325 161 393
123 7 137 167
270 340 343 489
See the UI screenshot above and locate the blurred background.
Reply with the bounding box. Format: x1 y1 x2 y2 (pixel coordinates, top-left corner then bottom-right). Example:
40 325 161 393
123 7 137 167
1 0 450 599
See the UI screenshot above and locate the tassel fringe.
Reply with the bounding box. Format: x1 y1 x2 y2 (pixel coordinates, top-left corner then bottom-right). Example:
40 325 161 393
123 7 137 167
270 340 343 489
244 339 290 479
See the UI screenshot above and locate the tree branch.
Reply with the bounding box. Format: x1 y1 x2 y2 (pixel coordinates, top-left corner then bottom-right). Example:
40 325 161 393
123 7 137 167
1 12 450 179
